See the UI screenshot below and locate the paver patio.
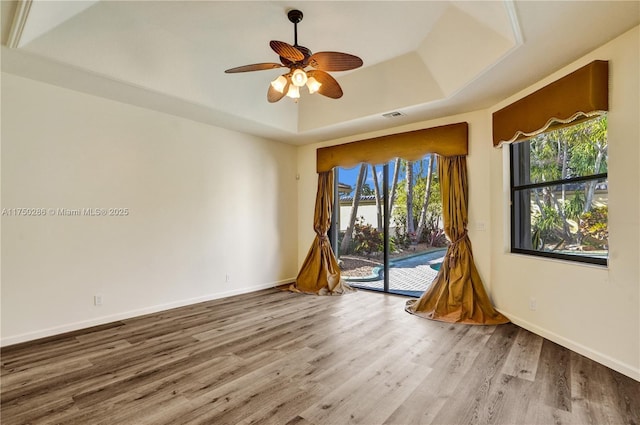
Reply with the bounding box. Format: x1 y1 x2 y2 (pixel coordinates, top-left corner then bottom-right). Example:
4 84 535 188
345 249 446 297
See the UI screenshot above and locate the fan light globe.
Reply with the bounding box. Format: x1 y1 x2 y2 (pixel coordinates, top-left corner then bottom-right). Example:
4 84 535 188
291 69 308 87
286 84 300 99
306 77 322 94
270 75 287 93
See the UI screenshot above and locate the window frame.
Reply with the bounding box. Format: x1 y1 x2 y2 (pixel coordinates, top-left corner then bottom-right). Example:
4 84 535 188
509 123 608 267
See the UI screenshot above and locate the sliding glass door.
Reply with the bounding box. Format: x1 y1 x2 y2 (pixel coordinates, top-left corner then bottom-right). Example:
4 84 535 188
331 155 448 297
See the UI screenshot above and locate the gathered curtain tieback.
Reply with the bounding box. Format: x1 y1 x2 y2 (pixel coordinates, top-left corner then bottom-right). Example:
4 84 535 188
448 230 468 268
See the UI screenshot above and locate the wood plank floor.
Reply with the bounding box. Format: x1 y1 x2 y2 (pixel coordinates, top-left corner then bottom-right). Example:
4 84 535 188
2 288 638 425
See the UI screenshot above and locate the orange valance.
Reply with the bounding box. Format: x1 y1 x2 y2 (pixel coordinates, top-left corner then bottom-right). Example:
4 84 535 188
492 60 609 147
317 122 468 172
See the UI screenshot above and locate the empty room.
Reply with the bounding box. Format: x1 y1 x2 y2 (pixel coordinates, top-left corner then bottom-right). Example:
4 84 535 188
1 1 639 424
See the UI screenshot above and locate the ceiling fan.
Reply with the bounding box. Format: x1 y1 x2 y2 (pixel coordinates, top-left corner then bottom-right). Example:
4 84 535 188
224 9 363 102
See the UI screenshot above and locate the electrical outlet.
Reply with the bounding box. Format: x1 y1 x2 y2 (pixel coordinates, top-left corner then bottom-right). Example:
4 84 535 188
529 297 537 311
94 295 103 306
225 274 231 283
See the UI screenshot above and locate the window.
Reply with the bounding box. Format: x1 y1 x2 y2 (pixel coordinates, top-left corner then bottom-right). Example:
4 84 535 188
510 115 608 265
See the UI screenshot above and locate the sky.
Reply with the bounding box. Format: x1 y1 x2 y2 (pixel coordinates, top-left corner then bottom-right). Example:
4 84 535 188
336 157 435 195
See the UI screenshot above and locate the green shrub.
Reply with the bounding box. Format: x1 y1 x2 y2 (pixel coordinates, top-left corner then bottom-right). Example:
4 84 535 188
353 218 383 256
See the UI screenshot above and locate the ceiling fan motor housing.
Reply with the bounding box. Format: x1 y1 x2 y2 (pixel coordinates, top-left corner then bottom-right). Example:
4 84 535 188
287 9 303 24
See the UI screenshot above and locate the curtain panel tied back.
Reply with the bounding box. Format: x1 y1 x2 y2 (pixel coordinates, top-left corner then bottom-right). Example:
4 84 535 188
291 172 354 295
406 156 509 325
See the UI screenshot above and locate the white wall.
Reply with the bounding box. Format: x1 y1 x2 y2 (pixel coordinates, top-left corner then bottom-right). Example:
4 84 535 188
1 73 298 346
338 204 379 232
489 27 639 380
297 27 639 380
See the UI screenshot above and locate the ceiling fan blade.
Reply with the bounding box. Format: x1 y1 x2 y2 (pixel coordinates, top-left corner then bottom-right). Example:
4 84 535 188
267 79 289 103
270 40 305 62
225 63 285 73
307 70 343 99
308 52 363 72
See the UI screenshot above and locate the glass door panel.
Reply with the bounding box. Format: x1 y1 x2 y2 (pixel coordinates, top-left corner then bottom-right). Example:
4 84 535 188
386 156 447 296
334 163 385 291
333 155 448 297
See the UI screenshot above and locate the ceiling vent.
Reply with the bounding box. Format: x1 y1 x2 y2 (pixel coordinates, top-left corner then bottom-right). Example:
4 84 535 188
382 111 406 119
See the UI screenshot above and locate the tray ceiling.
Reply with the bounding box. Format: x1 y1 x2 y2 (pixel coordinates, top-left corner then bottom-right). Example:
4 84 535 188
2 1 639 145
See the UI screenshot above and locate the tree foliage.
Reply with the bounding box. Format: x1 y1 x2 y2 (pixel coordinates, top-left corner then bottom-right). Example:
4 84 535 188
352 217 383 256
579 206 608 244
523 115 608 252
392 158 443 246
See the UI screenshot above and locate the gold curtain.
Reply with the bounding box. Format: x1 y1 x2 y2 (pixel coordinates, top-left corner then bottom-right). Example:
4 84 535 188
492 60 608 147
406 156 509 325
291 171 354 295
317 123 468 172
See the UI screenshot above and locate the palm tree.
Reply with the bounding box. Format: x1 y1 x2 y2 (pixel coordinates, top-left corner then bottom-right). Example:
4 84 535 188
370 164 383 230
388 158 401 219
416 154 435 241
340 163 367 253
406 160 415 238
574 118 607 213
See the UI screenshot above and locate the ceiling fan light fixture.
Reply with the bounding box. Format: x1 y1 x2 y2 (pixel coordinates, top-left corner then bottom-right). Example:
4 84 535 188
306 77 322 94
291 69 308 87
270 75 288 93
286 84 300 99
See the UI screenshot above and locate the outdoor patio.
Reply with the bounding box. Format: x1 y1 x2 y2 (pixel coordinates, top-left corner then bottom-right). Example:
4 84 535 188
343 249 446 297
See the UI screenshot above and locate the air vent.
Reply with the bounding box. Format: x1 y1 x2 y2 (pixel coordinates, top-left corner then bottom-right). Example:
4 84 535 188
382 111 406 119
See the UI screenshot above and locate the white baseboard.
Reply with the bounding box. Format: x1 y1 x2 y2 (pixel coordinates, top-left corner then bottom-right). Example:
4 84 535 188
497 308 640 382
1 278 294 347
